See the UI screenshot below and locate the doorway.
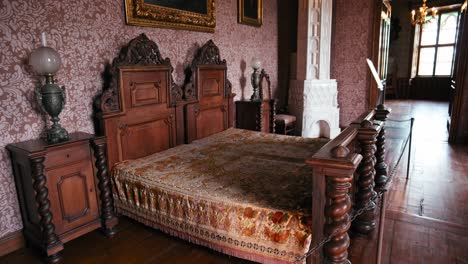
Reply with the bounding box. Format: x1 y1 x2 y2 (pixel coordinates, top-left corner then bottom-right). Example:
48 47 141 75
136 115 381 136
381 0 466 143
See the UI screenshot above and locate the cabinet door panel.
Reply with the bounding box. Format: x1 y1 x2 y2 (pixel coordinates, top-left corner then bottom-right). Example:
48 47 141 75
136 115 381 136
47 160 98 235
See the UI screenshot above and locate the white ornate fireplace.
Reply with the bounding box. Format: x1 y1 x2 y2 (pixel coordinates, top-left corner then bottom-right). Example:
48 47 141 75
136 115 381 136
289 0 340 139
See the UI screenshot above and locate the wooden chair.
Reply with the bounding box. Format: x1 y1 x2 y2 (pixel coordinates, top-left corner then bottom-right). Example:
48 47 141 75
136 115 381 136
259 70 296 135
275 114 296 135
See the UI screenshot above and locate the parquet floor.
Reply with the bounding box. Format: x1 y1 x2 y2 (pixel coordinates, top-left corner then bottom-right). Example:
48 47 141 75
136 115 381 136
1 100 467 264
349 100 468 264
385 100 468 226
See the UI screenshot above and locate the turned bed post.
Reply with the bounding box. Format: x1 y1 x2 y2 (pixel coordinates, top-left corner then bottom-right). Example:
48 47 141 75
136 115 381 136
374 104 390 189
30 154 64 263
352 119 381 235
307 127 362 264
91 137 119 237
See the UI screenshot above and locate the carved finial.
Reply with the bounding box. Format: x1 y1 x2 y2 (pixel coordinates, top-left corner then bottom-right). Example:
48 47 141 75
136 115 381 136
97 33 181 113
375 104 390 121
191 39 226 68
360 119 373 128
332 145 350 158
184 40 231 101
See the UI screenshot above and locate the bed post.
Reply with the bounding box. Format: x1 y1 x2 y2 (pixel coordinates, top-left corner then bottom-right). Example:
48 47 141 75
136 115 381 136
307 127 362 264
374 104 391 189
91 137 118 237
352 119 380 235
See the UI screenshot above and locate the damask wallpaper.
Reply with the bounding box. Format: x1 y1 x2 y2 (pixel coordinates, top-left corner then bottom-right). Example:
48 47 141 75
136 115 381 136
331 0 374 127
0 0 278 239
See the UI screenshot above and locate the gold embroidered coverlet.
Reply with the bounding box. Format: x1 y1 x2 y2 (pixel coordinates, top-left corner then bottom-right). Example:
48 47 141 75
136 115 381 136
112 128 328 263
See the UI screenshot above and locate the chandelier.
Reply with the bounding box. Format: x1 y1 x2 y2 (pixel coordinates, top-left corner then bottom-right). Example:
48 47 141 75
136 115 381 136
411 0 438 25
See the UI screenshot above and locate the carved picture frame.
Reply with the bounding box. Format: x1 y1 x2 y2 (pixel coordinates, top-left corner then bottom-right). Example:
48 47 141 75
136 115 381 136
238 0 263 27
124 0 216 32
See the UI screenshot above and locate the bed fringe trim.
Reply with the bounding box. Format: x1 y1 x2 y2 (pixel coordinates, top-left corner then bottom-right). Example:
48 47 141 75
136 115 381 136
116 201 306 264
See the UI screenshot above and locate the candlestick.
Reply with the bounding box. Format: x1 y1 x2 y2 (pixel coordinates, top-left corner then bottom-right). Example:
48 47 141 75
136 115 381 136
41 32 47 47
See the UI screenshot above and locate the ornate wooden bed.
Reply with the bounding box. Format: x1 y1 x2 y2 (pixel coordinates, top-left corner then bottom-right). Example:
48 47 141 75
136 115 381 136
94 34 390 264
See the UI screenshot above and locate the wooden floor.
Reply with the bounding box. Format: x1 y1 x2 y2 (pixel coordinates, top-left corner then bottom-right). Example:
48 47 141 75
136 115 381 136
385 100 468 226
349 100 468 264
1 100 467 264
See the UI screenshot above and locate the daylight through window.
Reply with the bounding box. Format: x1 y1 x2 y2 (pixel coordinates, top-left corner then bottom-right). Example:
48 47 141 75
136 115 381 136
416 10 460 76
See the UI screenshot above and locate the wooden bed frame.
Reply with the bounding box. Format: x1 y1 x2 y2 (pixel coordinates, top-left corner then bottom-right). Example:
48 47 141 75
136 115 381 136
94 34 390 264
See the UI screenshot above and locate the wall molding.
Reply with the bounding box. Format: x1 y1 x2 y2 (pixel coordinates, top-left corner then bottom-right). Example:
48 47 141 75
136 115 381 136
0 230 24 257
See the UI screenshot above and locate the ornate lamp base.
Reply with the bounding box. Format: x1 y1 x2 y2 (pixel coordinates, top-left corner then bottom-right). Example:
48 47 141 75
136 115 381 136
250 88 261 101
36 76 69 145
46 118 69 144
250 68 261 102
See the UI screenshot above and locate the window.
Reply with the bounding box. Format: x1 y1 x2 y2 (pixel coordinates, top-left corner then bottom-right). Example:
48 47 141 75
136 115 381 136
416 10 460 76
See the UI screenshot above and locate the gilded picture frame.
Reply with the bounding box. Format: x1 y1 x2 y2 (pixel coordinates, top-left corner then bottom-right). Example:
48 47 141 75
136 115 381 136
238 0 263 27
125 0 216 33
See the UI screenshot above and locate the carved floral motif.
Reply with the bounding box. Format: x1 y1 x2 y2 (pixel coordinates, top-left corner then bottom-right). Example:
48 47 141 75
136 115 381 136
97 34 182 113
184 40 232 101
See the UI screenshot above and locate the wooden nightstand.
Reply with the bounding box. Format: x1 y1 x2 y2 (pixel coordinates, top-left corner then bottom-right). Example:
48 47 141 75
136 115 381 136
6 133 118 263
235 100 276 133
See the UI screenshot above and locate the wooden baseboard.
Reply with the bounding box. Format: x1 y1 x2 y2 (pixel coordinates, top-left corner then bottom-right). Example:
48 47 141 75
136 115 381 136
387 210 468 236
0 231 24 257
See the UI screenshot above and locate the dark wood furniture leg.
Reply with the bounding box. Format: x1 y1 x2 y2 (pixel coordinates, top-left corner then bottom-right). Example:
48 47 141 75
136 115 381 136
323 161 355 263
255 103 262 131
352 120 379 235
91 137 118 237
30 155 63 263
308 128 363 264
374 104 390 189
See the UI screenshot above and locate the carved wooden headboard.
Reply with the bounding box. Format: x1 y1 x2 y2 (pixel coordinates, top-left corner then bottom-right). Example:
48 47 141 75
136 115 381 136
94 34 183 169
183 40 235 143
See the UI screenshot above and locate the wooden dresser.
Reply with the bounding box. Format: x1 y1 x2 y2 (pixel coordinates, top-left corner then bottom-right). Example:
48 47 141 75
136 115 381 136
235 99 276 133
6 133 118 263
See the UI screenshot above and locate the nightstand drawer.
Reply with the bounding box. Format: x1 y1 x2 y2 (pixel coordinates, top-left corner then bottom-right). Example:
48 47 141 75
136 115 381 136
45 143 91 169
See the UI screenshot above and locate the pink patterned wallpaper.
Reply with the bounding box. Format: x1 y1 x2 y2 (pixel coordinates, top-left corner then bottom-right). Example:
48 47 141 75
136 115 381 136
331 0 373 127
0 0 278 239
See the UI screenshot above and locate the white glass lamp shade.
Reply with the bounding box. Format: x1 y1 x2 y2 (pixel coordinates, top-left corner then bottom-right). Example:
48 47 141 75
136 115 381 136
29 47 62 75
250 57 262 70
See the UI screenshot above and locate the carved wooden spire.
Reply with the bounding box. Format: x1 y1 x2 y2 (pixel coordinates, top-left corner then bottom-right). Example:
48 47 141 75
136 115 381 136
374 104 391 189
191 39 226 66
97 33 182 113
352 120 380 235
184 40 232 101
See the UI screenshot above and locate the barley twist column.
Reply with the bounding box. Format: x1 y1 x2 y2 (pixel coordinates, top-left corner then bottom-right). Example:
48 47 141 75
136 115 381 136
255 102 262 131
374 104 391 189
324 169 353 263
31 155 63 263
352 120 379 235
91 137 118 237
